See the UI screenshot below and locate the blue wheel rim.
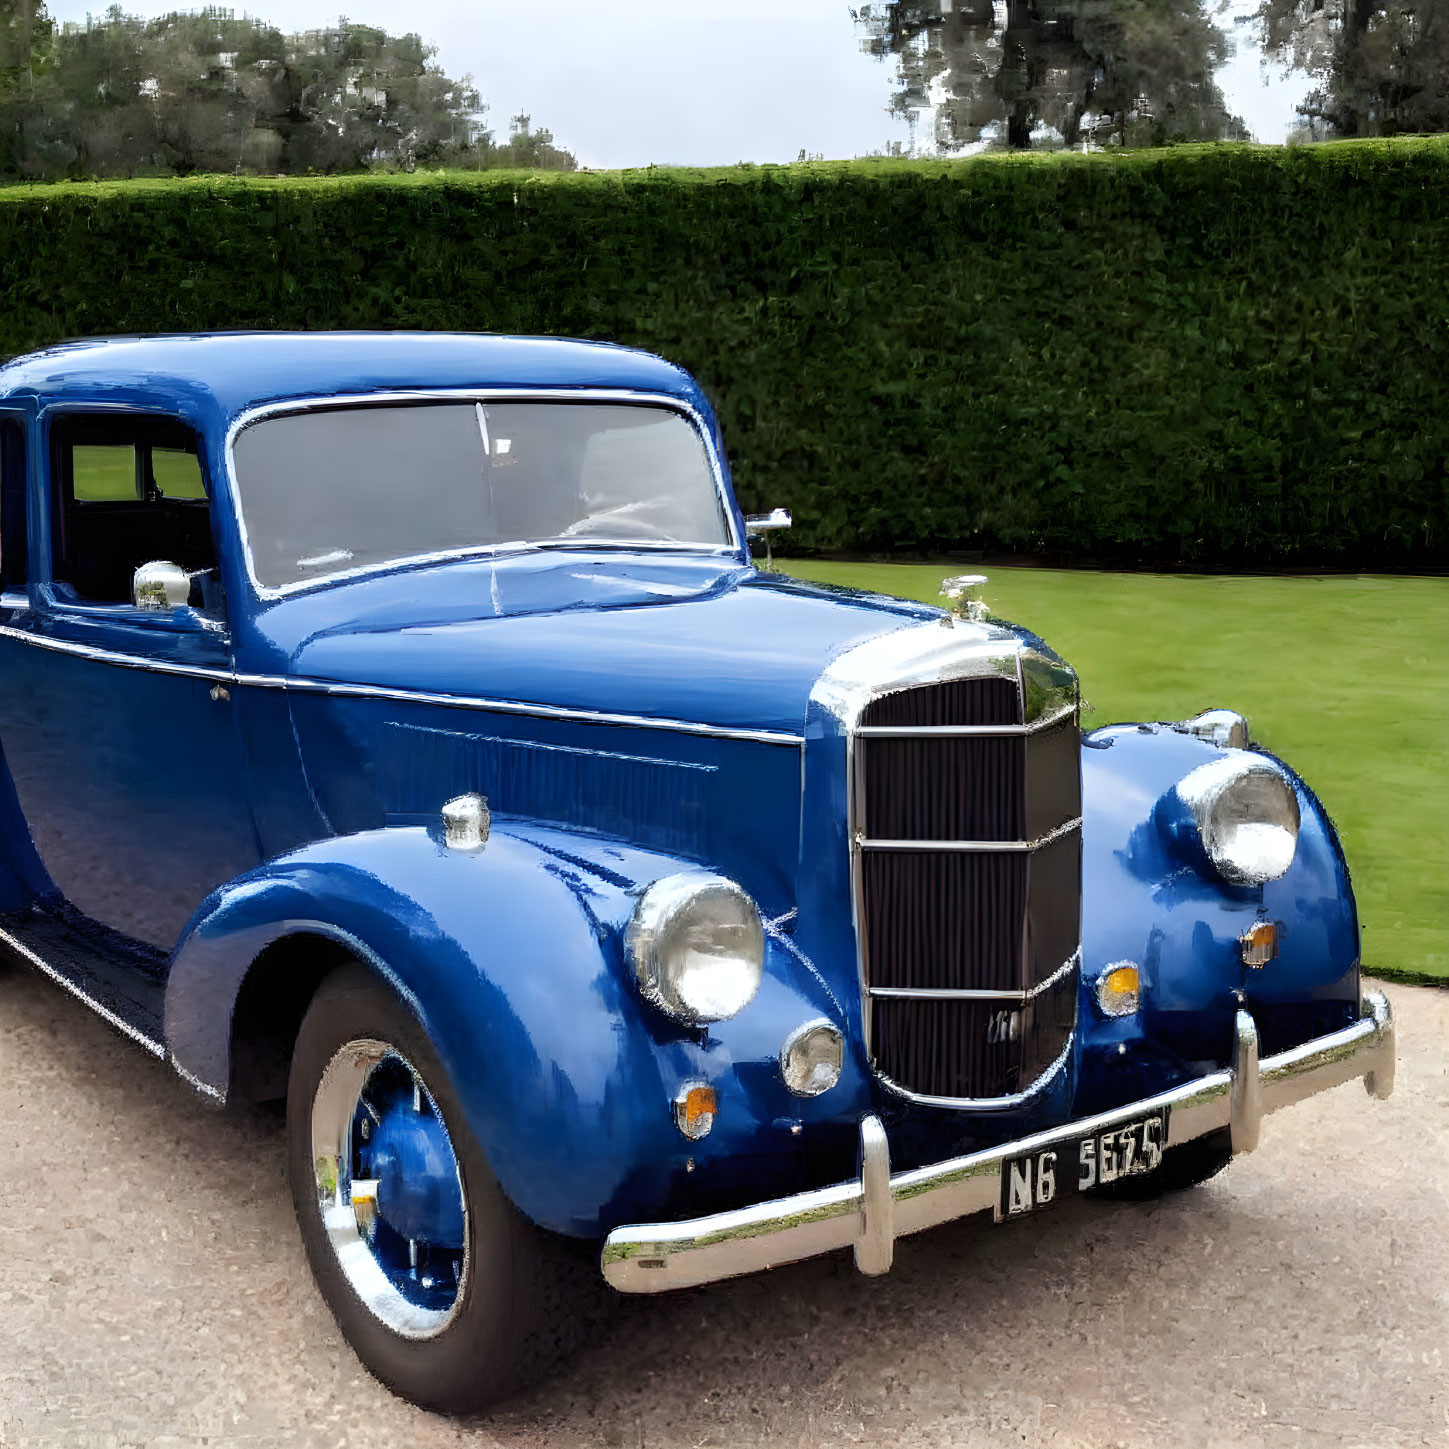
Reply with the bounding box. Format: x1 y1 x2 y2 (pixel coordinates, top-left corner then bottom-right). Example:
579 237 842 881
310 1039 470 1338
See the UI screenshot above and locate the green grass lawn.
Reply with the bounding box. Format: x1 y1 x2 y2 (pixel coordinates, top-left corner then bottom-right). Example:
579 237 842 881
783 562 1448 985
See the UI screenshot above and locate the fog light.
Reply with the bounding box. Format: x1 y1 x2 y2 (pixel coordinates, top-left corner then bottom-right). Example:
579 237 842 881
1240 920 1279 969
674 1083 716 1140
1096 962 1140 1017
780 1019 844 1097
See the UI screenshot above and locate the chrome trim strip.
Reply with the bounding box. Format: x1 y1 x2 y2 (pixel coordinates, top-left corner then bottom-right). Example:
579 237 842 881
222 388 745 601
811 625 1023 726
870 988 1025 1002
0 624 235 681
854 706 1076 739
0 625 804 746
868 952 1080 1005
173 1059 227 1104
273 676 805 746
859 817 1083 853
849 718 870 1058
0 923 166 1058
601 992 1395 1294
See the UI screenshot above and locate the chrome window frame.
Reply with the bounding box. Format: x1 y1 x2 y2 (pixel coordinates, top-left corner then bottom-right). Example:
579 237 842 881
223 388 744 602
34 400 228 630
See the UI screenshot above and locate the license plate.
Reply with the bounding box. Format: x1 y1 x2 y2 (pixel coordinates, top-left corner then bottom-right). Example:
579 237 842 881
997 1110 1170 1220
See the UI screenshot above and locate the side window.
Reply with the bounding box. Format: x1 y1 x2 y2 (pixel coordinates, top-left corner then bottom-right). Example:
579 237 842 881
73 444 140 502
0 418 26 589
151 446 206 500
69 442 204 503
51 416 221 615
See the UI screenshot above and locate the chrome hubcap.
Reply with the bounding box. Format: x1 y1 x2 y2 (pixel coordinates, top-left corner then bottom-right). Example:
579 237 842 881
311 1038 469 1338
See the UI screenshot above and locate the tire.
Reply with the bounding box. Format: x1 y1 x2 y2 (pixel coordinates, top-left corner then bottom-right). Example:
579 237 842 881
1092 1127 1234 1201
286 964 593 1414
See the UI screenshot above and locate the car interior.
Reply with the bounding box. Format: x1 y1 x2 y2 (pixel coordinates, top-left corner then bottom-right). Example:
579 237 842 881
49 415 224 617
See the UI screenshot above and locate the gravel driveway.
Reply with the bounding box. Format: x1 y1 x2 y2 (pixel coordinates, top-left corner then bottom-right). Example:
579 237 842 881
0 968 1443 1449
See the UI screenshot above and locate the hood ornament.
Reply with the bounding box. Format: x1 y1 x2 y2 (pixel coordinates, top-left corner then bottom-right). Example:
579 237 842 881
939 574 988 625
441 793 490 852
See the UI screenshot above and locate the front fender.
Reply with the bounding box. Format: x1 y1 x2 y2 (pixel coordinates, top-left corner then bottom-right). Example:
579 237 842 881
166 822 864 1237
1073 724 1360 1114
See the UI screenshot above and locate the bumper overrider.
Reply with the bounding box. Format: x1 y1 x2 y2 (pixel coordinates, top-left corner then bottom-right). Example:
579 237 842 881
602 991 1395 1293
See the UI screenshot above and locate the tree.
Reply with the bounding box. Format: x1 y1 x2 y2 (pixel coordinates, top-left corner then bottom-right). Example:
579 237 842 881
1256 0 1449 136
483 113 576 170
0 0 51 99
0 0 54 172
855 0 1248 150
0 5 577 179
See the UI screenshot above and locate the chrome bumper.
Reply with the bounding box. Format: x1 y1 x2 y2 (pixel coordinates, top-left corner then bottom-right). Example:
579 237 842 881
602 990 1395 1294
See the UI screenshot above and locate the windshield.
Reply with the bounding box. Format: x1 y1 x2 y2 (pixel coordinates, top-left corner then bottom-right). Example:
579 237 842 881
230 399 734 591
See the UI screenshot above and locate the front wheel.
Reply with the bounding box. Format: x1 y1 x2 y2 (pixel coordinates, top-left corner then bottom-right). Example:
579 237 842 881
286 966 588 1413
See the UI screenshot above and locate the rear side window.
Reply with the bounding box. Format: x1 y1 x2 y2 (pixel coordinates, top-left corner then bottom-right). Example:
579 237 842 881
70 439 206 504
0 417 26 588
73 444 140 502
152 447 206 499
51 416 219 610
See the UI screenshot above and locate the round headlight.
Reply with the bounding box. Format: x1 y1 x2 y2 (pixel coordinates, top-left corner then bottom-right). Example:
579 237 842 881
1175 755 1301 885
626 872 764 1024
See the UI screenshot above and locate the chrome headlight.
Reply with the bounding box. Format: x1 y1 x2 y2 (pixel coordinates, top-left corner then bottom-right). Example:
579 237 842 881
1174 755 1301 886
626 872 764 1024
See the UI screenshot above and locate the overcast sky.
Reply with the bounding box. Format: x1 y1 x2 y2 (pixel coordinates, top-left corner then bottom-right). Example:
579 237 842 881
46 0 1316 167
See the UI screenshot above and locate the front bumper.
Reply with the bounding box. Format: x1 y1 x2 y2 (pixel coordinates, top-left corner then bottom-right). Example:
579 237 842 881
602 990 1395 1293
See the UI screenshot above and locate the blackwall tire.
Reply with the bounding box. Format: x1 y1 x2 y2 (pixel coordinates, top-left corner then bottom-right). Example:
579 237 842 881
1092 1127 1234 1201
285 964 594 1414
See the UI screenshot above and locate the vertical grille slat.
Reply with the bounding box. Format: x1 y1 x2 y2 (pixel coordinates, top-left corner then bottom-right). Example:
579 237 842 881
863 736 1026 841
1025 718 1084 839
856 672 1082 1102
863 851 1026 991
872 997 1023 1101
1026 830 1082 986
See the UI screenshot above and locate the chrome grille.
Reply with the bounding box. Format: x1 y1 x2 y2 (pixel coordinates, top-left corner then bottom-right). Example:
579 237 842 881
854 666 1082 1103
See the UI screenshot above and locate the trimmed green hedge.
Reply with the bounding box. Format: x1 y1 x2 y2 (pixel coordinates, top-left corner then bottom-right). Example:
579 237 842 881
2 141 1446 566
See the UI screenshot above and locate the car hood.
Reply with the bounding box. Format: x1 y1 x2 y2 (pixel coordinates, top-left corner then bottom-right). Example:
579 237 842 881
260 554 941 737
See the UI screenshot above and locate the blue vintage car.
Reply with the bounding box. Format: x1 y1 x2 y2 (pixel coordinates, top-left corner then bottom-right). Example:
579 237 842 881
0 333 1393 1411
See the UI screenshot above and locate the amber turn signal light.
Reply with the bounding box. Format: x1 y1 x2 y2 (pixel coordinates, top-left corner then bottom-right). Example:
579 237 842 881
1240 920 1279 969
1095 962 1140 1017
674 1083 717 1141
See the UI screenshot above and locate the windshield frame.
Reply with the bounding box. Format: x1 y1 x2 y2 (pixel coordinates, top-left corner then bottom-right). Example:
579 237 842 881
223 388 744 600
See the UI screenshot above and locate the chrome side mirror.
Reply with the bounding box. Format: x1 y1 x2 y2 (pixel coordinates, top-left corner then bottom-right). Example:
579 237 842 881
939 573 988 624
744 508 792 570
132 560 192 611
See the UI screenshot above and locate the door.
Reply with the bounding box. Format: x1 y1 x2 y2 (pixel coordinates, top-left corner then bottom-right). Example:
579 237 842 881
0 407 261 966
